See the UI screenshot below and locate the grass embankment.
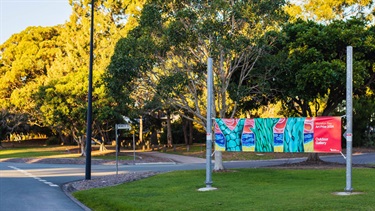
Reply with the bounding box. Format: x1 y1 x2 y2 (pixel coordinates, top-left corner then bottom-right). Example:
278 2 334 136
163 144 309 160
163 144 375 161
73 168 375 211
0 146 133 160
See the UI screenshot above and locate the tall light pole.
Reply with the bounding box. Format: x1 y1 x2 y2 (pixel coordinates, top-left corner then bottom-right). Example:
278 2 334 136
345 46 353 192
205 57 213 188
199 57 216 191
85 0 95 180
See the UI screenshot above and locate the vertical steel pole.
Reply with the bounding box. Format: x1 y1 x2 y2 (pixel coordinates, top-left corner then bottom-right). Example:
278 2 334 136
345 46 353 192
205 58 213 188
85 0 95 180
133 131 136 164
115 125 118 175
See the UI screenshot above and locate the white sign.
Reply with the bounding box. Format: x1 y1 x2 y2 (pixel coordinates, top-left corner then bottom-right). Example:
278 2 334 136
117 124 131 130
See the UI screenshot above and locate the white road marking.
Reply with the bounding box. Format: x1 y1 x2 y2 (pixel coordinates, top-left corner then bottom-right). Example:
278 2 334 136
8 166 59 187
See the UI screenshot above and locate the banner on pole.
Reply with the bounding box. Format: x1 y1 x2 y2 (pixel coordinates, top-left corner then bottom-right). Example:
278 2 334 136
214 117 342 153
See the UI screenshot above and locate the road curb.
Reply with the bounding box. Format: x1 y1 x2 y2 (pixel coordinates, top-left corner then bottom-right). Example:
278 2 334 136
62 182 92 211
134 162 177 165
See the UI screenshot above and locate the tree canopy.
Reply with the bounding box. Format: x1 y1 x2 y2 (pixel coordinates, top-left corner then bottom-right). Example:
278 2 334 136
286 0 374 22
1 0 374 149
263 18 375 118
0 0 147 145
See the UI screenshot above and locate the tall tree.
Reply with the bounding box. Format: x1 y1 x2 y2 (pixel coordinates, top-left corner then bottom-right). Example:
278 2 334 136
0 26 62 110
106 0 287 170
262 18 375 157
34 0 148 149
0 0 148 150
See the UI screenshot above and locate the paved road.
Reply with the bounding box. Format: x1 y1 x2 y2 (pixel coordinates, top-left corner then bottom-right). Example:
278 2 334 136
321 152 375 164
1 152 374 211
0 163 85 211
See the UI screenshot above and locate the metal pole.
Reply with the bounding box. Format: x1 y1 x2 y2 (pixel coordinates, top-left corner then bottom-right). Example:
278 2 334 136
133 131 136 164
85 0 95 180
205 57 213 188
345 46 353 192
115 125 118 175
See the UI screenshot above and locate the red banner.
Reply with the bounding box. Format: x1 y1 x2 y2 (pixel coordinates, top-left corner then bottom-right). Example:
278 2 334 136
313 117 342 153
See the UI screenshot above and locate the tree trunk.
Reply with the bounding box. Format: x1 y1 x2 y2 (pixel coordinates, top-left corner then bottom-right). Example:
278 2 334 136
79 136 86 157
99 137 107 152
92 137 107 152
188 119 193 145
139 115 143 145
182 118 188 145
214 50 226 171
166 112 173 147
213 151 224 171
306 153 321 162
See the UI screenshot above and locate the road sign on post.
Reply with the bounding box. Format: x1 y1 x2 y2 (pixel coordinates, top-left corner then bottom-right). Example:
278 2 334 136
117 124 131 130
115 124 132 175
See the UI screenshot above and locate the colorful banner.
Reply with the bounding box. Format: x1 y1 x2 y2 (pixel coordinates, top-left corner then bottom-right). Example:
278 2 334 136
214 117 342 153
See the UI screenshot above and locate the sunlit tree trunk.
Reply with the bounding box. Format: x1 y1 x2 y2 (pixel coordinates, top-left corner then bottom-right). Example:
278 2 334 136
166 111 173 147
139 116 143 145
78 135 86 157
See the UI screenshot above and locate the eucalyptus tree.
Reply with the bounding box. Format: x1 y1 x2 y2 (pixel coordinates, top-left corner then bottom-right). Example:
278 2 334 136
262 18 375 154
0 0 147 150
0 26 64 142
32 0 148 151
106 0 287 170
0 26 62 110
285 0 374 22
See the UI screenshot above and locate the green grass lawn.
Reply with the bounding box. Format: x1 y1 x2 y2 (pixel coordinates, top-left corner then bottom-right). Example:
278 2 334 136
0 146 74 159
73 168 375 211
0 146 133 160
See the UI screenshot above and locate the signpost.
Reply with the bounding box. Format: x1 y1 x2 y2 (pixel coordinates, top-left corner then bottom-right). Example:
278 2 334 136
115 124 131 175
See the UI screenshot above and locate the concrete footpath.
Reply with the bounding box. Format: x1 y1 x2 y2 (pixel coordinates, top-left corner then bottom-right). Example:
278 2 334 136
138 151 207 164
137 151 375 165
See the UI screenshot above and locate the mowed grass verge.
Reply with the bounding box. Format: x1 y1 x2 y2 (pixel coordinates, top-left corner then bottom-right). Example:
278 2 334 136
73 168 375 211
0 145 133 160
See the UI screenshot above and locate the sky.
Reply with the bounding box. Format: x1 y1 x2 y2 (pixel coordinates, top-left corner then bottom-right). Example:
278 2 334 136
0 0 72 44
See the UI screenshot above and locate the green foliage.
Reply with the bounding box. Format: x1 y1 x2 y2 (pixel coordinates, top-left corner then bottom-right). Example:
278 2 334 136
106 0 288 131
263 18 375 118
259 18 375 146
0 0 148 144
285 0 373 22
0 26 63 109
350 96 375 147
